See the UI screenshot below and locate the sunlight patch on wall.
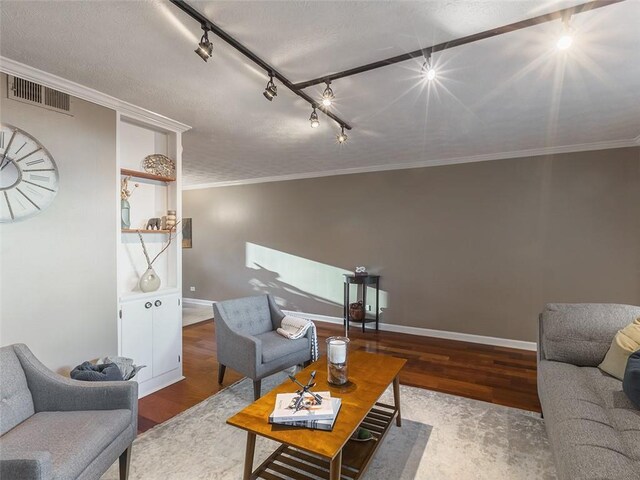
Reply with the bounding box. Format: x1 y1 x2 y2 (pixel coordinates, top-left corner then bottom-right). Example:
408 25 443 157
245 242 387 311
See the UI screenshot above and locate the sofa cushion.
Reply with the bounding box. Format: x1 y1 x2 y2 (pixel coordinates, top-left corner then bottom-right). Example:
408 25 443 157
0 345 35 435
216 295 273 336
541 303 640 366
599 318 640 380
0 409 131 480
538 360 640 480
255 331 310 364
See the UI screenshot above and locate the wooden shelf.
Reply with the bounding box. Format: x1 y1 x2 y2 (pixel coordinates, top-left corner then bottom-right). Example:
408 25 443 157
120 168 175 183
122 229 171 234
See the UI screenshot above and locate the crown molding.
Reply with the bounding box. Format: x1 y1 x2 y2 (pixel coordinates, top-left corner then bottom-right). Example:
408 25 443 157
0 56 190 133
183 137 639 190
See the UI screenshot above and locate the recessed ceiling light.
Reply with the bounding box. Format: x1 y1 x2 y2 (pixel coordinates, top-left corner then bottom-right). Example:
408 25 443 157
195 28 213 62
309 107 320 128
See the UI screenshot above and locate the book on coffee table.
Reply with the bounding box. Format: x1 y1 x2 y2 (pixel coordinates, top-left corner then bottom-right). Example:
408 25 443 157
271 398 342 431
269 391 334 423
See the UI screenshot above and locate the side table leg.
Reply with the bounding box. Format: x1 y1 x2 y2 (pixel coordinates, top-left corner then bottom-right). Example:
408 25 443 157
329 450 342 480
243 432 256 480
393 375 402 427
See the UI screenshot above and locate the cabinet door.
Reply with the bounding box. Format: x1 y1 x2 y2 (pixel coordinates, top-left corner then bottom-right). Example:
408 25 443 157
121 300 153 383
152 294 181 377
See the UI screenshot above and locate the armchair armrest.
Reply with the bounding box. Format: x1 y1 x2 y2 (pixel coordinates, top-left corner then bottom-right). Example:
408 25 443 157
213 305 262 378
0 450 52 480
267 295 286 330
13 344 138 420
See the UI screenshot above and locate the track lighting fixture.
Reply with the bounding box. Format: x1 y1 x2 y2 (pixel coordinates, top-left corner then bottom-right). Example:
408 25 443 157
263 73 277 101
195 28 213 62
337 126 348 144
421 51 436 81
321 82 334 107
557 15 574 50
309 107 320 128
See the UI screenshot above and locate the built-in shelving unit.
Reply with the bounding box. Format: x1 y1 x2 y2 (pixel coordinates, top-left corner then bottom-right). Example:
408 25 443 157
116 112 188 398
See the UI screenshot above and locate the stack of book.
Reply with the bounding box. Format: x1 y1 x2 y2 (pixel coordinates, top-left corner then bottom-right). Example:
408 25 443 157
268 391 342 431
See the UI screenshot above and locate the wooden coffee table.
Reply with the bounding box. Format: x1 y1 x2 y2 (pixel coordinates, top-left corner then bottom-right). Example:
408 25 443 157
227 351 406 480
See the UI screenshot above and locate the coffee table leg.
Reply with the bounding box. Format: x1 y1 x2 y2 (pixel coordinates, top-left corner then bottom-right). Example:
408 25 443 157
393 374 402 427
243 432 256 480
330 450 342 480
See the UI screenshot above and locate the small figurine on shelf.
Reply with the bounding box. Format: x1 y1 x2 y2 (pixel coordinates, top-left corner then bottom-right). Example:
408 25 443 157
146 218 161 230
162 210 177 230
120 176 139 229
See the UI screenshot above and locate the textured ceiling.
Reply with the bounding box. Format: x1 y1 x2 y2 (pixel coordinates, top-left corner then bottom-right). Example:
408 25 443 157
1 1 639 186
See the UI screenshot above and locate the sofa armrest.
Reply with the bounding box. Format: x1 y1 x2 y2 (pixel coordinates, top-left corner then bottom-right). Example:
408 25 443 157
0 450 53 480
13 344 138 420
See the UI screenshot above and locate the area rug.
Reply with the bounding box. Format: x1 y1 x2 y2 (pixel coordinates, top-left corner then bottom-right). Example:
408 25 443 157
103 373 556 479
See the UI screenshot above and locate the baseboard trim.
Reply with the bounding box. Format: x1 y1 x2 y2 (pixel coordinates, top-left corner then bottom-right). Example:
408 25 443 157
283 309 536 351
183 297 214 307
189 298 536 351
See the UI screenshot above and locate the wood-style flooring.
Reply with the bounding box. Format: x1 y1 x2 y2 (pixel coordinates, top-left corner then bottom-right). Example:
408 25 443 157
138 319 539 433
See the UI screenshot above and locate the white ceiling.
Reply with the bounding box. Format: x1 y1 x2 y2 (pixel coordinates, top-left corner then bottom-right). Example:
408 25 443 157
1 1 639 186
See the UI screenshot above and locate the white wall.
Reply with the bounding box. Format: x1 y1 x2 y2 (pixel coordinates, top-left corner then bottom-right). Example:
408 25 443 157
0 74 118 373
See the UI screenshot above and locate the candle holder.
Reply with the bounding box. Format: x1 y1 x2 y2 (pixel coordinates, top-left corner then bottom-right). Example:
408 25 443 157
327 336 350 385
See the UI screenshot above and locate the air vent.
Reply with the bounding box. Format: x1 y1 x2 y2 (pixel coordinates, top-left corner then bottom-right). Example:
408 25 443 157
7 75 72 115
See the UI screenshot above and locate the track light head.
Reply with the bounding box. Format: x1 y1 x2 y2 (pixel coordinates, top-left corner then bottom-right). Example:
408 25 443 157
421 51 436 81
337 126 348 144
263 74 278 101
321 82 334 107
195 29 214 62
309 107 320 128
557 15 574 50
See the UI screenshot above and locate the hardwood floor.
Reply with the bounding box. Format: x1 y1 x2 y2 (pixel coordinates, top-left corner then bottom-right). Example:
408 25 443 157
138 319 540 433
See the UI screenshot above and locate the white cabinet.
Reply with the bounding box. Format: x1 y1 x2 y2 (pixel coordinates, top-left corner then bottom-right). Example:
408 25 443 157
119 291 182 397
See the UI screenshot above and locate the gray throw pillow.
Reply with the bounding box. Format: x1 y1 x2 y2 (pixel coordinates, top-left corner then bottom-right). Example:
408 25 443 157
622 350 640 409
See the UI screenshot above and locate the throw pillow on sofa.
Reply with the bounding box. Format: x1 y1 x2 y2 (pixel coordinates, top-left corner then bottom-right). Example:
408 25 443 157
598 317 640 380
623 350 640 409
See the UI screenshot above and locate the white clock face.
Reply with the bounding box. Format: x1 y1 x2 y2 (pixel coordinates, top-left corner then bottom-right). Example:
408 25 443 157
0 124 59 223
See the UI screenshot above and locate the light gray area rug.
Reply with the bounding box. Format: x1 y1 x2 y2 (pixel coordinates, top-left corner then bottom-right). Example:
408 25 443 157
103 373 556 479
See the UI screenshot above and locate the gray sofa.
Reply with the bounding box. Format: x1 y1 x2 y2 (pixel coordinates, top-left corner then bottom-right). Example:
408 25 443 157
0 344 137 480
213 294 313 400
538 303 640 480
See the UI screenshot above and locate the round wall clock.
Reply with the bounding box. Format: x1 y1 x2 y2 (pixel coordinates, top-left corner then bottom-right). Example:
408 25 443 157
0 123 59 223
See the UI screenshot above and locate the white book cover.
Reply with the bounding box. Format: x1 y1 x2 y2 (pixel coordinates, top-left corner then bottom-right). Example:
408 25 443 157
269 392 334 422
270 398 342 431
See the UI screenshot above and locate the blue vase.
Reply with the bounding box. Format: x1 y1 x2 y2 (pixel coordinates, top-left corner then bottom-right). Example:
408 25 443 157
121 198 130 229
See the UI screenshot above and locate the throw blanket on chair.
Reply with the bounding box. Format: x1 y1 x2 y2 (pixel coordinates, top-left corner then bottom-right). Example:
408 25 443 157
277 315 319 361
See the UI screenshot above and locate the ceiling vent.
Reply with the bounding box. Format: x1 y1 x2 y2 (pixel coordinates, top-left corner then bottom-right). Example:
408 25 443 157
7 75 72 115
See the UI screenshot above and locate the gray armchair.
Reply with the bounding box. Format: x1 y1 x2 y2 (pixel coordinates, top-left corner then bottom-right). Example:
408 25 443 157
0 344 137 480
213 294 313 400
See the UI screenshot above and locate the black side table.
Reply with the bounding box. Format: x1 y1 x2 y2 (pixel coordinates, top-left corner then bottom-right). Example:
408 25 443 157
343 274 380 332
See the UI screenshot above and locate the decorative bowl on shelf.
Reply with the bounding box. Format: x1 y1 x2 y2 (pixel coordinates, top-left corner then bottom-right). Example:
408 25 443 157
141 154 175 179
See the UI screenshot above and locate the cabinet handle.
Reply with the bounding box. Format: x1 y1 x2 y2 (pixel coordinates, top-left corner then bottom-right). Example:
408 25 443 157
155 300 162 307
145 302 152 309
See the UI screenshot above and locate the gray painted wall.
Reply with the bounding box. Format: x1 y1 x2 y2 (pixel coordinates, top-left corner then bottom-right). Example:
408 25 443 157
0 74 118 372
183 147 640 343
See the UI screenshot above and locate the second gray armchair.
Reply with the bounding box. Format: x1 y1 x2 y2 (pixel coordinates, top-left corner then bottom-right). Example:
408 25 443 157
213 294 313 400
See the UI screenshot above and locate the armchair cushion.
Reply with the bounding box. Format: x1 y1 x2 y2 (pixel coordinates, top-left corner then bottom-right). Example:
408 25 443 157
255 331 310 364
0 346 35 435
0 409 132 479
